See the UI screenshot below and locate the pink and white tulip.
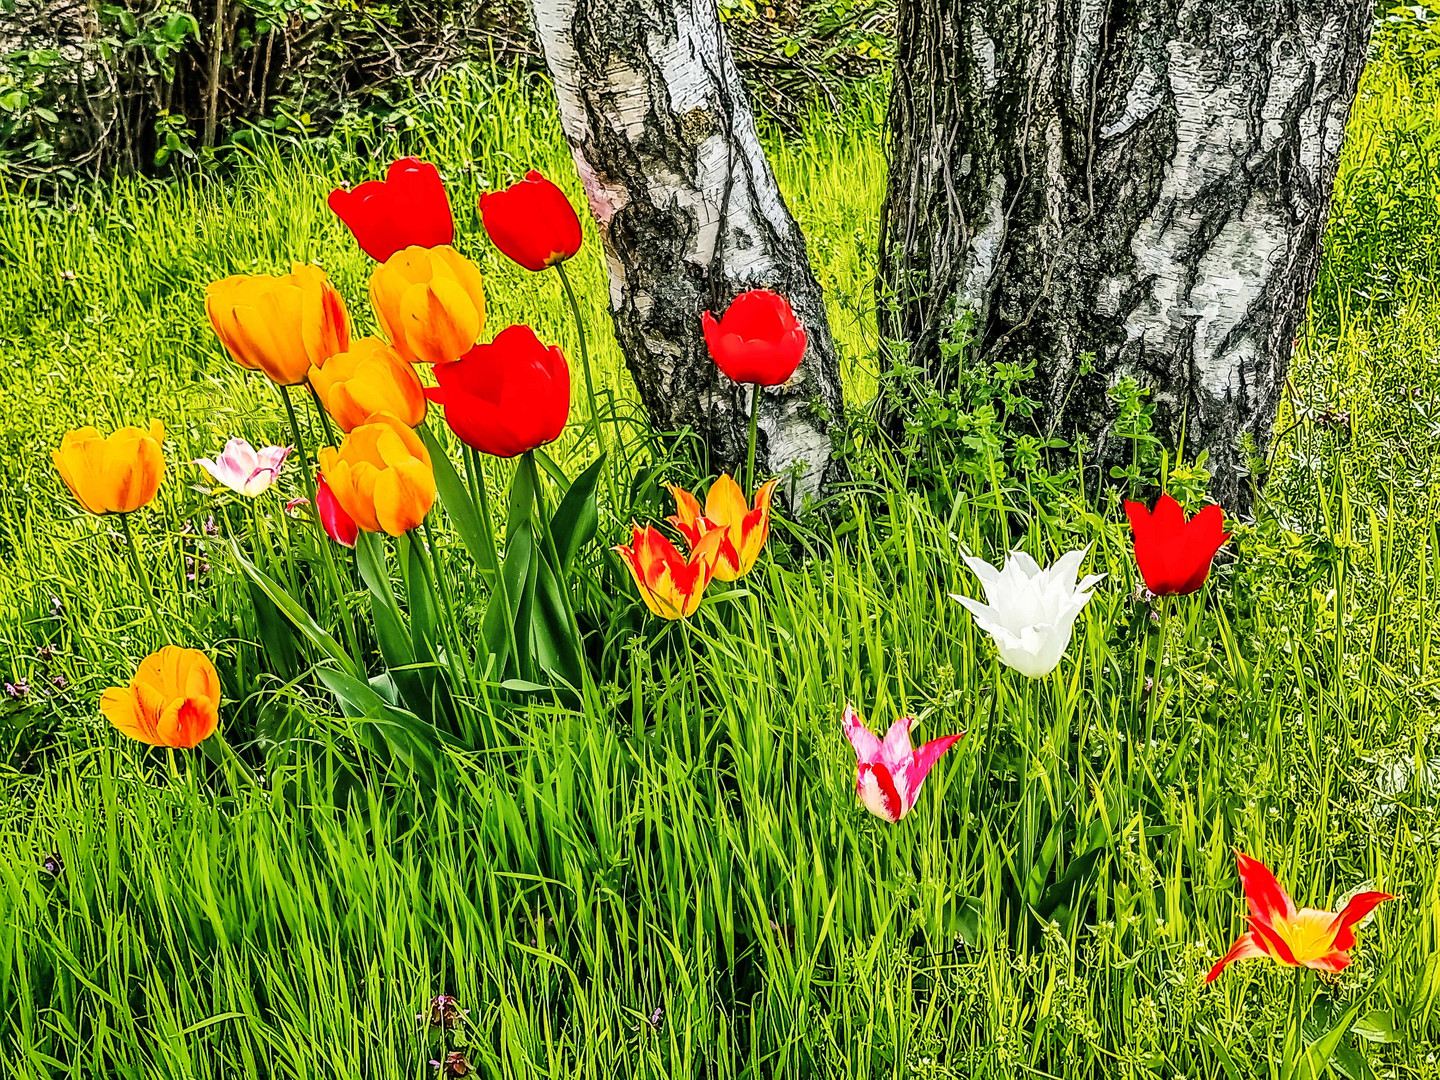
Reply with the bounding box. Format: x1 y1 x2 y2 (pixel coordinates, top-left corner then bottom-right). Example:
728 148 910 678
842 704 963 823
194 438 291 497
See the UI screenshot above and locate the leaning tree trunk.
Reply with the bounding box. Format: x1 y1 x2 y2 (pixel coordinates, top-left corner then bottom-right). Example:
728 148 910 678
529 0 845 499
878 0 1372 512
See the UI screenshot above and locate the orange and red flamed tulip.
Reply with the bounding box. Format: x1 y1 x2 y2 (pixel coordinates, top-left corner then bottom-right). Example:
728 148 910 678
309 336 427 432
702 289 807 387
1207 851 1392 982
614 525 726 620
1124 493 1230 596
316 471 359 547
479 171 583 272
318 414 436 536
328 157 454 263
53 421 166 516
666 474 779 582
206 265 350 386
427 325 571 458
843 704 962 823
99 646 221 749
369 246 487 366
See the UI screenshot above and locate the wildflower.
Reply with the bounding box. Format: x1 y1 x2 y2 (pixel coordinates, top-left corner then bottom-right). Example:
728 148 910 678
417 995 468 1030
194 438 291 497
431 1051 471 1078
50 596 64 618
40 851 63 878
1124 494 1229 596
51 674 67 691
1207 851 1393 982
666 474 778 581
328 157 454 263
950 548 1103 678
5 678 29 699
479 170 584 272
52 421 165 515
702 289 807 387
426 325 570 457
842 704 962 823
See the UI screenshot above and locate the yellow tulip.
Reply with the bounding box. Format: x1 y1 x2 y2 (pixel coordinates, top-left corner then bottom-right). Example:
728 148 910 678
99 646 221 748
206 263 351 385
369 245 486 365
318 413 436 535
666 473 779 581
309 336 427 432
52 420 165 515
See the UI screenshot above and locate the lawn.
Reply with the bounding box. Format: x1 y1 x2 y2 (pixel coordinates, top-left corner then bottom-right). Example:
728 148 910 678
2 17 1440 1080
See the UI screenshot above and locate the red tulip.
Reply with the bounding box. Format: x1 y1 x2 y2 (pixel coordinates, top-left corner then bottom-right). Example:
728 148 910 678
327 158 455 264
426 325 571 458
1207 851 1392 982
1124 493 1230 596
316 471 359 547
479 170 583 272
702 289 807 387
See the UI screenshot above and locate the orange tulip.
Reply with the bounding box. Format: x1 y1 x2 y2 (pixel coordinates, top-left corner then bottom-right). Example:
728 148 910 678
369 245 486 365
614 525 726 620
99 646 221 748
206 264 350 385
666 474 778 582
318 413 436 536
52 420 165 515
309 336 427 432
1207 852 1393 981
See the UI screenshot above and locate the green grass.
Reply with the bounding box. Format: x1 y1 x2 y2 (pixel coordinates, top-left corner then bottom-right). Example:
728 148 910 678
2 32 1440 1080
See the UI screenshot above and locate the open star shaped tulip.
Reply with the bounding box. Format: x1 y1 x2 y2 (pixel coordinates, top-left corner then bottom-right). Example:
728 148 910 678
1207 851 1392 982
194 438 291 497
666 474 778 581
1125 493 1230 596
951 548 1104 678
842 704 962 823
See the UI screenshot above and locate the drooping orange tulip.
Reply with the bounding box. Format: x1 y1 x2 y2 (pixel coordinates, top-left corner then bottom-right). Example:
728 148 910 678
369 245 486 365
666 474 779 582
52 420 165 515
99 646 221 748
614 524 726 620
309 336 427 432
318 413 436 536
1207 851 1393 982
206 264 350 386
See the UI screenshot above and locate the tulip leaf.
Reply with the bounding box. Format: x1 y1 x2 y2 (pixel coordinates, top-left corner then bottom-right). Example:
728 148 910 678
419 423 494 574
228 541 356 676
549 453 605 570
483 522 535 682
316 667 446 786
1350 1011 1399 1044
402 534 439 668
532 548 584 695
243 574 300 681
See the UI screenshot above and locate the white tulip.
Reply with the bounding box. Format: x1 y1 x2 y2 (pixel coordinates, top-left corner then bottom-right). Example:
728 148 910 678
950 548 1104 678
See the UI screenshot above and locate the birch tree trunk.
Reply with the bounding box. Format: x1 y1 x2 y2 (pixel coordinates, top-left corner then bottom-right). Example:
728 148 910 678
878 0 1372 512
529 0 846 499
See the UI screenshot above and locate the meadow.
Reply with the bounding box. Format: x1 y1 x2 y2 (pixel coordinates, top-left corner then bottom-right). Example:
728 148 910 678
2 14 1440 1079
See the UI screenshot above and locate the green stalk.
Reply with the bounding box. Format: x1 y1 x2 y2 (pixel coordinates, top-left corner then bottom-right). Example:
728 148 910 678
307 382 339 447
119 511 164 635
745 381 762 494
471 446 520 678
555 260 620 511
279 383 362 667
1145 595 1170 752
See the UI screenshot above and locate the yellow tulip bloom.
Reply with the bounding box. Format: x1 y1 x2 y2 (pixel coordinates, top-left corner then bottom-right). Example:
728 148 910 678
369 245 486 365
309 336 427 432
52 420 165 515
206 263 351 385
318 413 436 535
99 646 221 749
666 473 779 581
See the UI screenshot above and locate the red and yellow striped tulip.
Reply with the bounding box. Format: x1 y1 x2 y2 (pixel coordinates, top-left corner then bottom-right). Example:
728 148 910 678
666 473 778 582
99 646 221 749
52 420 165 515
1207 851 1392 982
614 524 726 620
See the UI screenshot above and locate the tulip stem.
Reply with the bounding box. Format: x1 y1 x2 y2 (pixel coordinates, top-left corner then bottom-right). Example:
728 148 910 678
119 511 164 633
1145 595 1170 751
745 382 762 494
419 520 483 729
307 383 339 448
555 260 620 512
470 446 521 678
279 383 362 669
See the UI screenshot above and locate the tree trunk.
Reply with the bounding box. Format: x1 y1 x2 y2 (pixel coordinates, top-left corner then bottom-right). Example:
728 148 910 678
879 0 1372 512
529 0 846 500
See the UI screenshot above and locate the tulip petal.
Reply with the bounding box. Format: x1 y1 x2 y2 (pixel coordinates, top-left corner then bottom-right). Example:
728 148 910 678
1237 851 1297 925
1328 891 1393 951
1205 932 1267 982
841 704 881 761
900 733 963 800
